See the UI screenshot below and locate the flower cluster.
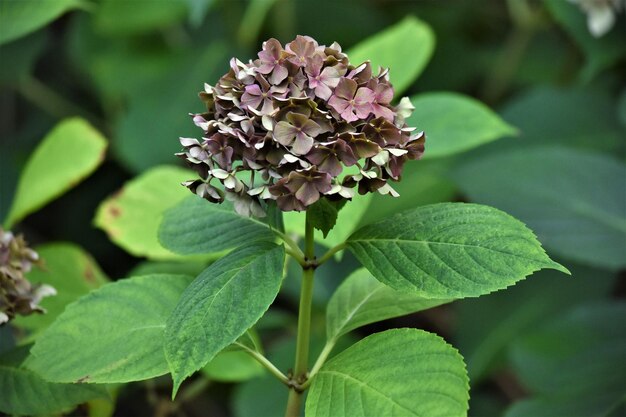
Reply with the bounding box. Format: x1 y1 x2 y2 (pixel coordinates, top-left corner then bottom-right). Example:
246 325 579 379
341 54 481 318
0 228 55 324
178 36 425 216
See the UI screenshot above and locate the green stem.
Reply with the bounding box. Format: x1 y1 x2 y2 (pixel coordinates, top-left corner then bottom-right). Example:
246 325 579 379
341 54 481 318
235 342 290 386
274 229 306 265
284 212 316 417
316 242 347 266
302 340 335 390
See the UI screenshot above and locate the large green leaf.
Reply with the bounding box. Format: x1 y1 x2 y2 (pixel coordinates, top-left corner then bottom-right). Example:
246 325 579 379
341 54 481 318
347 203 568 299
455 264 615 382
306 328 469 417
13 243 109 333
505 302 626 417
326 268 448 341
94 165 196 259
453 146 626 270
27 274 194 383
4 118 107 228
158 195 275 256
113 43 228 172
0 0 82 45
408 92 517 158
0 365 107 416
165 242 285 395
347 16 435 96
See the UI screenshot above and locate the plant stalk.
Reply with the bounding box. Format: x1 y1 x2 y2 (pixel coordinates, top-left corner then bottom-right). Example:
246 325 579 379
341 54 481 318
284 212 316 417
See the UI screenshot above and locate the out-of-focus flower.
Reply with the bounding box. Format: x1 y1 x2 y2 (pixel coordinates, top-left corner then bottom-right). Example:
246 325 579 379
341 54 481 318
0 228 55 324
177 36 426 216
568 0 624 37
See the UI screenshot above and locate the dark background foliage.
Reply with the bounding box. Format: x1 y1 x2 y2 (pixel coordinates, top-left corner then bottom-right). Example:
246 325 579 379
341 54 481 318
1 0 624 416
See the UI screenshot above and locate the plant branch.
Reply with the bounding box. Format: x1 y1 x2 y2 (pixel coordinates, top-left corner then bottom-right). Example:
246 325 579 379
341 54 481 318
316 242 347 266
235 342 290 386
273 229 306 264
301 339 336 390
284 212 316 417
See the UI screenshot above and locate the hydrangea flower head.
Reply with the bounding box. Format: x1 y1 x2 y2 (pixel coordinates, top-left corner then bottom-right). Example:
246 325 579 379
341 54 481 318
0 228 55 324
178 35 425 216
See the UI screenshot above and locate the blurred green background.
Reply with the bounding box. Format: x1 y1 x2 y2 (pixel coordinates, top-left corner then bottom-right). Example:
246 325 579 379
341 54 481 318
1 0 624 416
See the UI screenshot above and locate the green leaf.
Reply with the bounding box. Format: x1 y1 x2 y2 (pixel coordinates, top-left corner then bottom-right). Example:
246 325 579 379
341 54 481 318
498 87 624 154
113 43 228 172
94 165 197 259
158 195 276 256
165 242 285 396
306 328 469 417
347 202 568 299
505 302 626 417
326 268 448 341
202 350 264 383
408 92 517 158
27 274 194 383
284 193 372 249
455 264 615 382
347 16 435 96
94 0 187 36
0 0 82 45
0 365 107 416
13 243 109 334
453 146 626 270
308 198 345 238
4 118 107 228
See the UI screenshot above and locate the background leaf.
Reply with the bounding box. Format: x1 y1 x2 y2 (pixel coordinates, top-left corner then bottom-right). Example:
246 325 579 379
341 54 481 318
347 16 435 96
306 328 469 417
326 268 448 341
202 350 264 383
0 0 82 45
27 274 194 383
112 43 228 172
453 146 626 270
158 195 276 256
94 165 195 259
4 118 107 228
454 264 616 382
165 242 285 395
13 243 109 334
347 202 568 299
93 0 188 36
505 302 626 417
408 92 517 158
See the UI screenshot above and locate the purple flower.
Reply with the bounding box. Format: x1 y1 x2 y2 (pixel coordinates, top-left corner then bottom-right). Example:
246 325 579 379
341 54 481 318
286 35 319 67
306 139 357 176
240 75 286 115
273 112 322 155
328 78 375 122
305 54 340 100
283 169 333 206
256 38 289 85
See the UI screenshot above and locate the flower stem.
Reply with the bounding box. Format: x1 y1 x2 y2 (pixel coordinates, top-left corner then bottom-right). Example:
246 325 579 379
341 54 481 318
284 212 316 417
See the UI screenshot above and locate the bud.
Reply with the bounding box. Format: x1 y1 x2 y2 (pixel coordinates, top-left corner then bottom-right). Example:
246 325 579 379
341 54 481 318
0 228 55 324
178 36 425 216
